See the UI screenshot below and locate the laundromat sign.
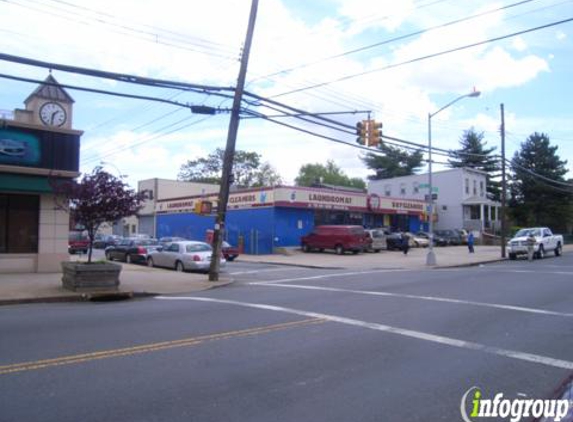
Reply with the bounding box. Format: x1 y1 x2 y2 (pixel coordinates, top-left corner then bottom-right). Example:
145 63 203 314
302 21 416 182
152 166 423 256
274 187 365 210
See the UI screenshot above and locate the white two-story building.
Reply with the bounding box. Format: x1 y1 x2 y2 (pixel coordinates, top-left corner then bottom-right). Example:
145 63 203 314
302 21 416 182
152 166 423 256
368 168 501 232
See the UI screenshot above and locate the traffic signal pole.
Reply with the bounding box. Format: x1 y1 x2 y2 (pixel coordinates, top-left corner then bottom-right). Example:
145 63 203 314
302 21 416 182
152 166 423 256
208 0 259 281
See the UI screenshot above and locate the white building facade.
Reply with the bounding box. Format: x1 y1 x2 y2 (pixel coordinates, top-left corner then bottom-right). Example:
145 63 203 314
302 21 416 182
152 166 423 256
368 168 501 232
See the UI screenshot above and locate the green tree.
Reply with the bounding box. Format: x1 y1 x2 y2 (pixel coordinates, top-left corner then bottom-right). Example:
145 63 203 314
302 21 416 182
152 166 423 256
178 148 282 188
509 132 571 230
295 160 366 190
448 128 501 200
361 143 423 180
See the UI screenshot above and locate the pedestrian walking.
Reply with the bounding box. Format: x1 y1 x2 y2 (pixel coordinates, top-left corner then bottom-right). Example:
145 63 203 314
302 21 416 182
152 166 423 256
467 232 475 253
402 233 410 255
526 232 536 261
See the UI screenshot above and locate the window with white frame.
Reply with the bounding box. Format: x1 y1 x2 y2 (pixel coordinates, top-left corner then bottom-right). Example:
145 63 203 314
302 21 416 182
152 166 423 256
473 180 477 195
400 183 406 195
465 178 469 194
384 184 391 196
479 181 484 197
413 182 419 194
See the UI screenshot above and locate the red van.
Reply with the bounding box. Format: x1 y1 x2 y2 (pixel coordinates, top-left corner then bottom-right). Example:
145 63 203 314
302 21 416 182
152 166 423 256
300 225 370 255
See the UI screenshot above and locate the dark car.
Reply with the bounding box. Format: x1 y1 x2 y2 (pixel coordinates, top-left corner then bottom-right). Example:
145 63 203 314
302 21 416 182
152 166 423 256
68 231 89 254
384 230 405 251
93 234 122 249
416 231 448 247
301 225 370 255
434 229 462 246
105 238 162 264
222 241 240 262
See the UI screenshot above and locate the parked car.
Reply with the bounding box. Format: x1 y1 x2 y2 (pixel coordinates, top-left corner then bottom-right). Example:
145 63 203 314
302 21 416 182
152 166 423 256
147 241 225 272
415 231 448 247
93 234 122 249
406 232 430 248
453 229 469 245
301 225 370 255
384 230 405 251
365 229 386 252
105 238 162 264
507 227 563 260
68 231 89 254
222 241 240 261
159 236 188 247
434 229 462 245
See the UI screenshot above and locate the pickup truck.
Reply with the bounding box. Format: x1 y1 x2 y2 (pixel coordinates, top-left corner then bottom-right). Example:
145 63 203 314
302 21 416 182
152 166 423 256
507 227 563 260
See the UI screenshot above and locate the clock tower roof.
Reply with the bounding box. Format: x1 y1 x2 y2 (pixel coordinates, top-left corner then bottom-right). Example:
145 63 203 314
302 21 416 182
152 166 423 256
24 74 75 105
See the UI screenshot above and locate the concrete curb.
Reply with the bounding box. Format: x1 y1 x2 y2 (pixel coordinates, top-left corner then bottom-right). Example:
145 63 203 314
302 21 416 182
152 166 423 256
0 278 235 306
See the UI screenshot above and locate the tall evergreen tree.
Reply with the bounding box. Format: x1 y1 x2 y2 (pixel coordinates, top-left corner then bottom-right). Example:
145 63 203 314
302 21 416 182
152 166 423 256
448 128 501 200
361 142 423 180
509 132 571 231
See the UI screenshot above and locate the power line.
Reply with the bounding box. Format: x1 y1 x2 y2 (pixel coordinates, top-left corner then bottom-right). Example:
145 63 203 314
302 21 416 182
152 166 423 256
271 16 573 98
251 0 538 84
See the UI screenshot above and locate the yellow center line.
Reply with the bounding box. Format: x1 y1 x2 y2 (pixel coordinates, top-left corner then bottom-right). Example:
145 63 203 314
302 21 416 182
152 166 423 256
0 318 326 375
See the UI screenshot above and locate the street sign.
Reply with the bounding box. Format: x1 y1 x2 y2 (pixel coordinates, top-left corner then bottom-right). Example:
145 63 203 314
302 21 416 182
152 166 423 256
419 183 438 193
424 193 438 201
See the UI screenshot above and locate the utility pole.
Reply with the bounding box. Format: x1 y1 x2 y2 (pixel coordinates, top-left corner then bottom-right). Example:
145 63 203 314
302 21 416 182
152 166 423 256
500 103 507 258
208 0 259 281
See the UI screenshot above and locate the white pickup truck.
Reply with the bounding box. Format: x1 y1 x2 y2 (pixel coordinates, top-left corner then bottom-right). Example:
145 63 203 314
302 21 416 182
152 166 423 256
507 227 563 260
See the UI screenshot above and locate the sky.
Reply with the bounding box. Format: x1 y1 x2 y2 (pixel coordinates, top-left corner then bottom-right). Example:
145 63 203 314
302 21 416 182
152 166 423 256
1 0 572 189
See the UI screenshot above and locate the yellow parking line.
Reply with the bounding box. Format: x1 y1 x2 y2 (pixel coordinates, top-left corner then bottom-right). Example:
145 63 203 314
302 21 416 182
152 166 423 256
0 318 326 375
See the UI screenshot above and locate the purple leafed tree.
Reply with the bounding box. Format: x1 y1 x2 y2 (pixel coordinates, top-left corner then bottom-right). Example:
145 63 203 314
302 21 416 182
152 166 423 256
52 167 148 263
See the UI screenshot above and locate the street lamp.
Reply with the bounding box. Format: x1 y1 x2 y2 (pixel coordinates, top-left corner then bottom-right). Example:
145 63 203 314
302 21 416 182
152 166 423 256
426 89 480 266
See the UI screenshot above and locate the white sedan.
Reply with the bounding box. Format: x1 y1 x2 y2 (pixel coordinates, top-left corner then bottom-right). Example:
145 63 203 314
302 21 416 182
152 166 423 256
147 241 226 272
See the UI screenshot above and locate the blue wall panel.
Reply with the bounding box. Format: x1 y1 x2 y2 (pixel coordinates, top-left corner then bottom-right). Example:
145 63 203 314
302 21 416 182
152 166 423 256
226 208 275 255
408 216 422 233
156 213 214 242
274 207 315 247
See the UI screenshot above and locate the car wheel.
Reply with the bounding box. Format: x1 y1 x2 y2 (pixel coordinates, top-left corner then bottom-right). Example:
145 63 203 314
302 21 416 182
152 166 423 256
302 244 310 253
126 254 132 264
335 244 344 255
509 253 517 260
375 249 381 253
555 243 562 257
536 245 545 259
105 252 112 261
352 250 359 255
175 261 185 272
227 256 236 262
147 258 154 267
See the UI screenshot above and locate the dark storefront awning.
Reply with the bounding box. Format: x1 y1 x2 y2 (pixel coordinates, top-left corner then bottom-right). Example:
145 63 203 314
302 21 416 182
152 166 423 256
0 173 58 193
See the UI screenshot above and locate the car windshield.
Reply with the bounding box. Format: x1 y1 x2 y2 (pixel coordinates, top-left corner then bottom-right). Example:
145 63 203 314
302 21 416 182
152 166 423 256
370 230 384 238
515 229 541 237
185 244 212 253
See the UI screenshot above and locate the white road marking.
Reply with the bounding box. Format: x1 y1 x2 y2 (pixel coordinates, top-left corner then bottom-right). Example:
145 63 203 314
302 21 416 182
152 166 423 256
256 283 573 318
433 269 573 276
156 296 573 370
248 269 406 285
229 268 298 275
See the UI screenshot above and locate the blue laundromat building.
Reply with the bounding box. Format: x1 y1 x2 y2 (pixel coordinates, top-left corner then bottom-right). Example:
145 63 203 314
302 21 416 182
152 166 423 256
153 186 428 255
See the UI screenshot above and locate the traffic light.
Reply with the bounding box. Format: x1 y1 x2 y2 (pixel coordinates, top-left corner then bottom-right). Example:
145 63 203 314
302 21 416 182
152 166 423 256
368 120 383 147
356 120 368 145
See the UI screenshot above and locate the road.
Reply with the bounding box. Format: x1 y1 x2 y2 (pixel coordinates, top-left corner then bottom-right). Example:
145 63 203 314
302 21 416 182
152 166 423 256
1 254 572 421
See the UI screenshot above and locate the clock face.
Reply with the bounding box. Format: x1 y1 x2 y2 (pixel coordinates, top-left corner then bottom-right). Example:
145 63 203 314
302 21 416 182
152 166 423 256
39 102 67 127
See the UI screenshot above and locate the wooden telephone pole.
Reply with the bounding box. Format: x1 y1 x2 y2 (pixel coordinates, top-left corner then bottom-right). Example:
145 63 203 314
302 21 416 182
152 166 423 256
209 0 259 281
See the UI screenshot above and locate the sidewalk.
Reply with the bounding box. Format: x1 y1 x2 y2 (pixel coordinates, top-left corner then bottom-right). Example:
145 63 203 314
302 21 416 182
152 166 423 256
0 262 232 306
0 244 570 305
239 245 515 269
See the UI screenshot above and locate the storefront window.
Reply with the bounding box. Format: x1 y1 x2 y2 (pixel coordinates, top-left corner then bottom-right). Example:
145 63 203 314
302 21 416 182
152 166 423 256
0 194 39 253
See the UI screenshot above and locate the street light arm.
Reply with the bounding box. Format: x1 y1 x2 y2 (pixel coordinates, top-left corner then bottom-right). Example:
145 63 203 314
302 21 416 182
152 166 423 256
429 91 481 119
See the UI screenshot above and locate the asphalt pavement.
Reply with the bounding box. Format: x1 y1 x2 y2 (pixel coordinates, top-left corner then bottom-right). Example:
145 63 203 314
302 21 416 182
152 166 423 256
0 250 572 421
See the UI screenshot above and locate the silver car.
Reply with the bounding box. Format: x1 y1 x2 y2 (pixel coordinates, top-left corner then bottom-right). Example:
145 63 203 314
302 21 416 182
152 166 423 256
147 241 226 272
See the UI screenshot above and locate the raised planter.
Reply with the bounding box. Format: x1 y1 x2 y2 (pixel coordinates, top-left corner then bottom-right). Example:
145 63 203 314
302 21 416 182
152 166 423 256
61 261 121 292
